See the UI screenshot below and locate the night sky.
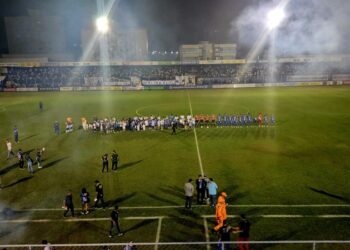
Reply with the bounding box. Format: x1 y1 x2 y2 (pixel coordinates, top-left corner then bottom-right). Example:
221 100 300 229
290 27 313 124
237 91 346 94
0 0 349 56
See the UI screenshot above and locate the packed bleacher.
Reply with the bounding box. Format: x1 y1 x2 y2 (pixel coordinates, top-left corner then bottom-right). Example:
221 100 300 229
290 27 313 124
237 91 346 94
2 59 350 88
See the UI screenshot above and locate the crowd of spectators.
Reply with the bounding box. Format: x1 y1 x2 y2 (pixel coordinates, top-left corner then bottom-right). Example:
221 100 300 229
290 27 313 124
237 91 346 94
3 61 350 88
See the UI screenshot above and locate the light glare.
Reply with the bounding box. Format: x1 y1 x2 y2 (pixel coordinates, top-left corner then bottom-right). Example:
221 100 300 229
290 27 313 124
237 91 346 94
96 16 109 33
267 8 285 30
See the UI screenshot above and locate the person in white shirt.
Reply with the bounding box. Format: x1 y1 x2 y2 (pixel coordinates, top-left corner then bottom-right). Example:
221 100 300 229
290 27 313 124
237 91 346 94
6 139 14 159
184 179 194 209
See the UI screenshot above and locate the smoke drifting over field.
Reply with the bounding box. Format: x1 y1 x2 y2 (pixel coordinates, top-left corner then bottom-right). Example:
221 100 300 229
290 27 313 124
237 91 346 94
234 0 350 56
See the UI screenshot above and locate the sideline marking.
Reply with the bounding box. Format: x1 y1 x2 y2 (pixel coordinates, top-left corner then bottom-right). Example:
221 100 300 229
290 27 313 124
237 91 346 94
155 217 163 250
2 214 350 224
187 91 204 176
203 218 210 250
202 214 350 219
0 216 164 224
12 204 350 212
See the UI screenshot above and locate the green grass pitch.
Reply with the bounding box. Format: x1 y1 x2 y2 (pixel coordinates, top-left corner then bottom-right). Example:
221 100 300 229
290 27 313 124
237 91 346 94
0 86 350 246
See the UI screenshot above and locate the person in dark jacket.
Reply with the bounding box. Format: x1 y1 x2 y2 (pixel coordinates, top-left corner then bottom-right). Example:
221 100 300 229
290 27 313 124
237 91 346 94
233 214 251 250
102 153 109 173
111 150 119 171
109 206 124 237
196 174 206 204
63 191 74 217
94 180 105 209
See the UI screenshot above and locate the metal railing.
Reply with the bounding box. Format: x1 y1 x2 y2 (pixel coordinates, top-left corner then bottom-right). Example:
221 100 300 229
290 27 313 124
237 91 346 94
1 241 350 250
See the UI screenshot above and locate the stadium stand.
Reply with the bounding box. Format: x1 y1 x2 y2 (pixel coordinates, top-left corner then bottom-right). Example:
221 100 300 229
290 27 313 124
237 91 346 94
2 57 350 88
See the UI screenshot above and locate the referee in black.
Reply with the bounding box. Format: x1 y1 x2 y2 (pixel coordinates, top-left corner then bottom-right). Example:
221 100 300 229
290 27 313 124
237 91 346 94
111 150 119 171
94 180 105 209
101 153 109 173
108 206 124 237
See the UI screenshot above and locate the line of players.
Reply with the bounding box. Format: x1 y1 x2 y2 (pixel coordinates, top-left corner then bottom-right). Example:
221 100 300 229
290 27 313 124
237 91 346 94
217 113 275 127
79 113 275 133
81 115 196 133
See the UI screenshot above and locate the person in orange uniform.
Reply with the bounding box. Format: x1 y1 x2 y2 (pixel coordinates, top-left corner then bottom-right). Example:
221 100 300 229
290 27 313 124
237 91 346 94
214 192 228 231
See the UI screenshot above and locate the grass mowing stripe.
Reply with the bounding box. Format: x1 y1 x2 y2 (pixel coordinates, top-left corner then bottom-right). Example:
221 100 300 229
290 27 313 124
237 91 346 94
187 91 204 176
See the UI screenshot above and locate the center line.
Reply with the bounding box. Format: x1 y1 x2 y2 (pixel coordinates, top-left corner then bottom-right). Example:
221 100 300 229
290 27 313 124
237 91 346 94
187 91 204 176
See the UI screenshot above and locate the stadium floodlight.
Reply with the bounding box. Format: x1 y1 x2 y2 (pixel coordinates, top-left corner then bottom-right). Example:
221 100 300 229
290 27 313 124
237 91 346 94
266 7 285 30
96 16 109 34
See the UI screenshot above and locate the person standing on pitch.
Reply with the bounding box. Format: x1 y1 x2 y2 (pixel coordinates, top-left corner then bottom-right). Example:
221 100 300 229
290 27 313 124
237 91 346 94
111 150 119 171
233 214 251 250
36 148 43 169
171 121 177 135
94 180 105 209
196 175 206 204
80 187 90 215
25 153 34 174
54 121 60 135
39 101 43 112
207 178 218 207
17 149 24 170
109 206 124 237
184 178 194 209
6 139 15 159
214 192 228 231
101 153 109 173
13 126 19 144
63 190 74 217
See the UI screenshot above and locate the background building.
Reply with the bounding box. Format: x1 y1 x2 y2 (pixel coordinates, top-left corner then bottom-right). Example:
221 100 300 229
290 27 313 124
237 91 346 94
81 22 149 62
180 41 237 61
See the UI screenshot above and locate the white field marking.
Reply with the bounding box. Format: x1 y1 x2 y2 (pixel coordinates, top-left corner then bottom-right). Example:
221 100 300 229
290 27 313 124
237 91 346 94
187 91 204 176
13 204 350 212
202 214 350 219
2 214 350 224
155 217 163 250
203 218 210 250
0 216 164 224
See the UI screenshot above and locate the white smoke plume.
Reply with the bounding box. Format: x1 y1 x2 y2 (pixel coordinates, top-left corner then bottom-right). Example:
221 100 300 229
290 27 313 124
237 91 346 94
233 0 350 56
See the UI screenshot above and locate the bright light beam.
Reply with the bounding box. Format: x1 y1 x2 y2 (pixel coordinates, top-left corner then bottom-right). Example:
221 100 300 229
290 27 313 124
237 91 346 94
266 7 286 30
96 16 109 34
